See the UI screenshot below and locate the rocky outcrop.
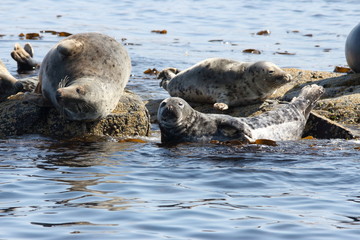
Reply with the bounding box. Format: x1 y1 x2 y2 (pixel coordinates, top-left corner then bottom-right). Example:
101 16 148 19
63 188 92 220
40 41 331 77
146 68 359 139
0 90 150 138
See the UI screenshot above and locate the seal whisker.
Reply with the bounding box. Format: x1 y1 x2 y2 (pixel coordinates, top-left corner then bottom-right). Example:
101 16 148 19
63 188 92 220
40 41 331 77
58 75 70 88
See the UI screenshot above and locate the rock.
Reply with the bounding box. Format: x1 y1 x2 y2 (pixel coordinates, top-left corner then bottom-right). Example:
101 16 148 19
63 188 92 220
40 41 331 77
147 68 359 139
303 112 356 139
281 69 360 126
0 90 150 138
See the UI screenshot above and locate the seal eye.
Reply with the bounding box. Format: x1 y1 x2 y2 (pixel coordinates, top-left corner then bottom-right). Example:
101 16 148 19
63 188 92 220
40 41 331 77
160 101 167 108
268 70 275 75
76 87 85 95
178 101 184 108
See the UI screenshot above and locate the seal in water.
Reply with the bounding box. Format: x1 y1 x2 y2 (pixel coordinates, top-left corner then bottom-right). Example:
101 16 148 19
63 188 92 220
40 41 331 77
158 58 292 110
157 84 324 144
34 32 131 121
345 23 360 73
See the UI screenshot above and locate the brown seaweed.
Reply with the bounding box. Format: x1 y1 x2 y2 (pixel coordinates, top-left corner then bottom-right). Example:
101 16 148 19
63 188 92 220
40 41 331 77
151 30 167 34
242 49 261 54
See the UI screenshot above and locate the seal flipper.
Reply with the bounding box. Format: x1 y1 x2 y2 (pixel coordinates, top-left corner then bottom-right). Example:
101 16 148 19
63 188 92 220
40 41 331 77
213 102 229 111
57 39 84 57
213 94 230 110
24 43 34 57
216 119 251 142
290 84 325 120
158 67 181 90
11 43 40 72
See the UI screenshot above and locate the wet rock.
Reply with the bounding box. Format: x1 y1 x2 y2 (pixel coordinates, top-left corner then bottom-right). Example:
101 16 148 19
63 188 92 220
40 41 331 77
0 90 150 138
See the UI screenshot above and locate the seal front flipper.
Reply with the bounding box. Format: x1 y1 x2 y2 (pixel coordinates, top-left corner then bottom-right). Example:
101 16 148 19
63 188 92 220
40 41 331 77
56 39 84 57
213 94 230 110
216 119 251 143
213 102 229 111
158 67 181 90
11 43 40 72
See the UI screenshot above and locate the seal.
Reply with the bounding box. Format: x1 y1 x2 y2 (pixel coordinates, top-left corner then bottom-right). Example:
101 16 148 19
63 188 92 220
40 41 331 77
34 32 131 121
345 23 360 73
0 59 24 101
157 84 324 144
158 58 292 110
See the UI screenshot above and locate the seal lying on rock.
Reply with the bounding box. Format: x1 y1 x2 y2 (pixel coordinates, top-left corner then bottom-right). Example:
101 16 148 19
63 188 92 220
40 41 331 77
158 58 292 110
6 32 131 121
38 32 131 120
345 23 360 73
157 84 324 144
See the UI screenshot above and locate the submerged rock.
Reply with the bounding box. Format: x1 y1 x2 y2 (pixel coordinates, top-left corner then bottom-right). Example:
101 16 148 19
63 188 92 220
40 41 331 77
0 90 150 138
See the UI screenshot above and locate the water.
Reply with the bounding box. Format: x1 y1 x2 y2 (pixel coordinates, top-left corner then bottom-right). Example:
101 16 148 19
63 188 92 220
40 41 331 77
0 0 360 239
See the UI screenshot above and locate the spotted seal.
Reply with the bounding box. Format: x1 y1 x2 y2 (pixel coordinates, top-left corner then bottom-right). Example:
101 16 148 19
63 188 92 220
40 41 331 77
157 84 324 144
158 58 292 110
345 23 360 73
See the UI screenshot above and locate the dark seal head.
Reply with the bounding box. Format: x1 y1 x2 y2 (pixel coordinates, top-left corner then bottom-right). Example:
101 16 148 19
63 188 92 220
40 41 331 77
345 23 360 73
157 97 195 136
38 32 131 121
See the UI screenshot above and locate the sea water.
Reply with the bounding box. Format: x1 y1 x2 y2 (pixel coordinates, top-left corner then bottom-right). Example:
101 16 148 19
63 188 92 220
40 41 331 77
0 0 359 239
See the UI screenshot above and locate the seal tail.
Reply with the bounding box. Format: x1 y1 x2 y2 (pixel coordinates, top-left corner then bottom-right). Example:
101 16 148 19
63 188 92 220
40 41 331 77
290 84 325 119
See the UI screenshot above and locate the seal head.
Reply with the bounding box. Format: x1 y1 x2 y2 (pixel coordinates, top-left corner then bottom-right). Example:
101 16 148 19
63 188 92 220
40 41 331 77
247 61 292 90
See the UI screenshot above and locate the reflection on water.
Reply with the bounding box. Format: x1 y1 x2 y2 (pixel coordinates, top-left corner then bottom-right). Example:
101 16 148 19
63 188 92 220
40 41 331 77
0 0 360 239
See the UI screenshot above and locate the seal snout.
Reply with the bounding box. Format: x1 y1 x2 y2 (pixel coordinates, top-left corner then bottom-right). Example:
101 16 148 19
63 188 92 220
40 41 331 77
55 88 64 103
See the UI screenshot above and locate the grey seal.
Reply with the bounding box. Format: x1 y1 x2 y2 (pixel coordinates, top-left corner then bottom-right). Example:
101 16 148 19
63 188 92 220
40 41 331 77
0 60 24 101
158 58 292 110
345 23 360 73
157 84 324 144
33 32 131 121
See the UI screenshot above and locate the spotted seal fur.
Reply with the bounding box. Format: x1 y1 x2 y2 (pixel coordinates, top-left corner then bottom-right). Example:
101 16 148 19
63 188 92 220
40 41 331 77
158 58 292 110
157 84 324 144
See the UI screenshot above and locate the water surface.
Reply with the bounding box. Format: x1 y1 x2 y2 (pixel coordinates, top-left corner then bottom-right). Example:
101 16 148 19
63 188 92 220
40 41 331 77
0 1 360 239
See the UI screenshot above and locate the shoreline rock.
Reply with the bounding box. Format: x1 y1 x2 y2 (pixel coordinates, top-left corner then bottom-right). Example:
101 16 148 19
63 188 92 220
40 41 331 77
0 90 150 138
